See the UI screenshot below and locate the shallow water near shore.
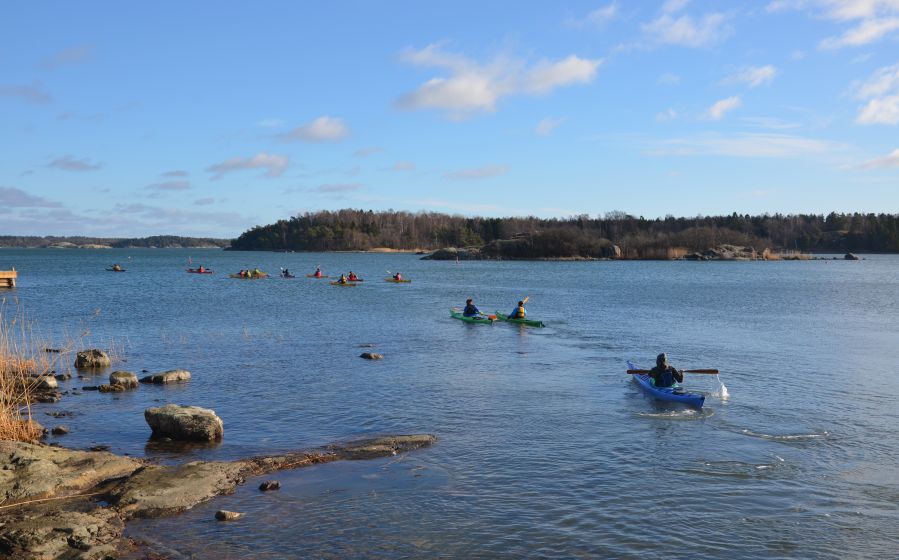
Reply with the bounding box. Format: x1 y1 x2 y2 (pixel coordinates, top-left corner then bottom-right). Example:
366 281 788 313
4 249 899 558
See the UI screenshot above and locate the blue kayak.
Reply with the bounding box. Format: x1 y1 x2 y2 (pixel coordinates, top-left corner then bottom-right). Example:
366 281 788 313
628 361 705 408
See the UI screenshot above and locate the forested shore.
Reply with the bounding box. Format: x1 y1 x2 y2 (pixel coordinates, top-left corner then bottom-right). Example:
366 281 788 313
0 235 230 249
228 210 899 258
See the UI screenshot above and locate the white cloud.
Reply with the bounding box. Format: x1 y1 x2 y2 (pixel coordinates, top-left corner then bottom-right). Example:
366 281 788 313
206 152 289 179
854 63 899 124
161 170 189 177
791 49 807 60
860 147 899 168
445 164 509 180
706 96 742 119
642 0 733 48
650 132 845 158
727 65 778 87
397 45 602 119
536 117 564 135
820 17 899 48
658 73 681 85
47 155 103 171
277 116 349 142
41 44 94 69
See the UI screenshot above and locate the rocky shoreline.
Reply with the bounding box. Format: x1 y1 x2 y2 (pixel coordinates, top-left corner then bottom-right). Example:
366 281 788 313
0 435 436 559
2 349 436 559
420 245 860 261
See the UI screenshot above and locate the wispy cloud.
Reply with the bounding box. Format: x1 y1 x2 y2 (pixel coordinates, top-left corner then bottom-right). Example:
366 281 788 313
860 147 899 168
41 44 94 69
392 161 416 171
649 132 846 158
206 152 289 179
0 186 62 208
536 117 564 136
256 118 285 128
726 65 777 87
445 164 509 180
854 63 899 124
769 0 899 48
658 73 681 85
0 81 52 104
161 170 189 177
194 197 216 206
397 44 602 119
642 1 733 48
47 155 103 171
313 183 363 193
354 146 384 157
656 108 678 122
277 116 349 142
706 96 742 120
145 180 190 191
569 3 618 27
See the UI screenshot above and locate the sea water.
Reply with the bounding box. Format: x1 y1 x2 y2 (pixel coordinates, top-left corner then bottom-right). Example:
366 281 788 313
3 249 898 558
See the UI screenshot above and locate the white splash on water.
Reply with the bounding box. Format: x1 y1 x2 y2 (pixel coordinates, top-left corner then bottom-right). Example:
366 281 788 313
706 374 729 400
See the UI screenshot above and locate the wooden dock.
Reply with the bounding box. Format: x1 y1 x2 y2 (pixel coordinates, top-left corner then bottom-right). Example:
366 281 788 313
0 268 17 288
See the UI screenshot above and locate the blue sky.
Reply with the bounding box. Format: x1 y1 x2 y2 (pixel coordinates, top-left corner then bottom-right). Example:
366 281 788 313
2 0 899 237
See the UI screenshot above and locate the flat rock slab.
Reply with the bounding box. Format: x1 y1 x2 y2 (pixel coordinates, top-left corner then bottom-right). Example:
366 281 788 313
109 371 139 389
0 442 142 506
139 369 191 384
0 503 124 560
74 349 110 369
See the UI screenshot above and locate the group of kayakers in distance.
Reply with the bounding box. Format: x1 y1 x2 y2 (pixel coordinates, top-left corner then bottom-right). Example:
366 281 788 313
237 268 265 278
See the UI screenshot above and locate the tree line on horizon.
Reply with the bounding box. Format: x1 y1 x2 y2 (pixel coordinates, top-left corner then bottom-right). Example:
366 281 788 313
228 209 899 256
0 235 230 249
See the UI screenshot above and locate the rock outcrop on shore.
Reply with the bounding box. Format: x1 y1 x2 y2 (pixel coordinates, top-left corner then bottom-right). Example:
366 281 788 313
0 434 436 559
144 404 224 441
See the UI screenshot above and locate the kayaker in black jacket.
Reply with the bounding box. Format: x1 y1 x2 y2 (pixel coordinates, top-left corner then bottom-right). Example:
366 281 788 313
650 353 684 388
463 299 481 317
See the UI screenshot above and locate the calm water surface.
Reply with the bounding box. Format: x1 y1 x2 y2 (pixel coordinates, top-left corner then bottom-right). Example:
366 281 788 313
2 249 898 558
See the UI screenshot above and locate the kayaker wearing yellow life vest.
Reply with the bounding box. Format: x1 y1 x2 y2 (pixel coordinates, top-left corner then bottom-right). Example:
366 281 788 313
509 300 526 319
112 264 122 271
649 353 684 388
337 273 349 284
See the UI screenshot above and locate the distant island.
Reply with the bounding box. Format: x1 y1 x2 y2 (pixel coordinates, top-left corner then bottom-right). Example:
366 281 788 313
228 209 898 259
0 235 230 249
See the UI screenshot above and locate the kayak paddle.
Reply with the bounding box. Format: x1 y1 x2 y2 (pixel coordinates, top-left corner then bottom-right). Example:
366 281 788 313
627 369 720 375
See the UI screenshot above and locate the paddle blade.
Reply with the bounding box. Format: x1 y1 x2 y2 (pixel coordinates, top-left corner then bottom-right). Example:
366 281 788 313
523 296 530 304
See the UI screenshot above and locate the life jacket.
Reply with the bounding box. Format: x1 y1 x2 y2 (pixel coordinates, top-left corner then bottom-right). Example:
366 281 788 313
513 306 526 318
463 304 479 316
314 270 322 277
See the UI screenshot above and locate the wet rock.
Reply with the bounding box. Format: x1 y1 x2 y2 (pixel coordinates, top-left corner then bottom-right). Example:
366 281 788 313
89 445 111 452
34 391 61 403
359 343 376 348
0 441 141 505
259 480 281 491
51 425 70 435
98 383 126 393
45 410 73 418
139 369 191 384
34 375 58 390
109 370 139 389
82 385 99 391
144 404 223 442
360 352 383 360
55 372 72 381
74 349 111 369
215 510 243 521
844 252 860 260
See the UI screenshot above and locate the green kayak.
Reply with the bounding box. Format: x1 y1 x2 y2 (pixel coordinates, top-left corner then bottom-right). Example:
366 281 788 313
494 312 545 328
450 308 494 324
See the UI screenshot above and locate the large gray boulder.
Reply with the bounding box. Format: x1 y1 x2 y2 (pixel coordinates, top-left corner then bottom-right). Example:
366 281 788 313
844 252 860 260
109 370 139 389
144 404 223 441
139 369 191 384
74 349 111 369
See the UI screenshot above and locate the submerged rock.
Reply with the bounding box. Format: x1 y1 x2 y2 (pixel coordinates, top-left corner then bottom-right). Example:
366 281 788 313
215 510 243 521
259 480 281 491
109 370 139 389
139 369 191 384
144 404 224 442
74 349 111 369
51 425 70 436
98 383 125 393
360 352 383 360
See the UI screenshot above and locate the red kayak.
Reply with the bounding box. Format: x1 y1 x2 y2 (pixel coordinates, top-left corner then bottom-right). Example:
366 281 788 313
186 268 213 274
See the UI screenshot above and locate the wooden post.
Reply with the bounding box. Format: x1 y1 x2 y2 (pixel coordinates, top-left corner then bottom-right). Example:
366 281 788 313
0 267 17 288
